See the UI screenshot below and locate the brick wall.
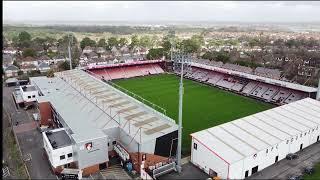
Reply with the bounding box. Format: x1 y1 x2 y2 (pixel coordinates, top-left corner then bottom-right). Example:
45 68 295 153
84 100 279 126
39 101 52 126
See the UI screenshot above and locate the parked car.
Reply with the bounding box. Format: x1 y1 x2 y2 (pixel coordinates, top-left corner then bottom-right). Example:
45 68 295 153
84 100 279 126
286 153 299 160
303 166 314 175
287 175 302 180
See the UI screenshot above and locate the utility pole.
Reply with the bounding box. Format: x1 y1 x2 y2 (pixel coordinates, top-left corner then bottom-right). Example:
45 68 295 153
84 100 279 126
170 30 175 62
317 78 320 101
68 34 73 70
173 51 191 174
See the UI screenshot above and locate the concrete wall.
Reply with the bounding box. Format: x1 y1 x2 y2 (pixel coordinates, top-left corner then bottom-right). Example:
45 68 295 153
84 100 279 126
192 127 320 179
42 131 74 168
75 136 109 169
191 138 229 179
20 86 38 102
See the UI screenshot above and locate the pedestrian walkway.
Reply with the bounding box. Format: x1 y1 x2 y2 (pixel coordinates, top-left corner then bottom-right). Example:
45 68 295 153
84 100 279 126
100 164 132 180
13 121 38 134
181 156 190 165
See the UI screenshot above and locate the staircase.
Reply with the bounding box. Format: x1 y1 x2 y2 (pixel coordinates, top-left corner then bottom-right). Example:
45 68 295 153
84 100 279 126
100 164 132 180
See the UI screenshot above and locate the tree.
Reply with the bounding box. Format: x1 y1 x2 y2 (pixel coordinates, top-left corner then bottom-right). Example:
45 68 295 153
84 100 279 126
97 38 106 47
3 35 8 48
181 39 200 54
202 52 216 61
17 70 24 76
140 36 152 48
58 61 70 71
31 37 46 51
215 52 230 63
47 69 55 77
22 48 36 57
118 38 128 47
107 37 118 49
18 31 32 48
129 35 139 49
13 60 20 68
146 48 165 60
57 34 79 59
150 35 159 48
80 37 96 49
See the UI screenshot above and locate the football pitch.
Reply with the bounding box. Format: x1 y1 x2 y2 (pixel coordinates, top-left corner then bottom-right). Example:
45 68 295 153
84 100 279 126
114 74 274 154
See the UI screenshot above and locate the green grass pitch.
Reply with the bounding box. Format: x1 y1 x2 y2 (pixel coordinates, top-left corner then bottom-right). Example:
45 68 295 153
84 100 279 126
114 74 274 154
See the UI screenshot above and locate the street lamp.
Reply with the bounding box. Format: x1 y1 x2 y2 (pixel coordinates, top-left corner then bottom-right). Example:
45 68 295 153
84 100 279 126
173 52 192 174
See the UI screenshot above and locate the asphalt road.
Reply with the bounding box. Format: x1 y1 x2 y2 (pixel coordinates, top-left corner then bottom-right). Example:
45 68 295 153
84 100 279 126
3 85 57 179
249 142 320 179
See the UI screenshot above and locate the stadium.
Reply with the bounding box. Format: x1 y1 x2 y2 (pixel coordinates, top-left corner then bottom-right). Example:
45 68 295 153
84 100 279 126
87 59 318 152
32 58 319 178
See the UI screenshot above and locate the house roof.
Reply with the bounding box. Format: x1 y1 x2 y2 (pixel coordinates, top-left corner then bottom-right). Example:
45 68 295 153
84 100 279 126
4 47 17 51
191 98 320 164
83 46 94 51
96 47 106 52
23 56 36 62
3 54 13 63
38 55 51 61
5 65 19 71
20 64 37 69
88 51 98 57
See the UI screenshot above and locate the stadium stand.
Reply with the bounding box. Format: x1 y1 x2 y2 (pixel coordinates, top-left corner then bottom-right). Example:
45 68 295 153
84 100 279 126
254 67 281 80
89 63 165 80
187 59 318 104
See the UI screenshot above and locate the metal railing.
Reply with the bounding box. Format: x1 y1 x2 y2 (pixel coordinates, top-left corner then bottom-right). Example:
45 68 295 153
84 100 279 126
107 80 167 115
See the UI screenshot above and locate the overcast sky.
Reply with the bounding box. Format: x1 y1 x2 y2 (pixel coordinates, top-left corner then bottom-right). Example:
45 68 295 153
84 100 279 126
3 1 320 23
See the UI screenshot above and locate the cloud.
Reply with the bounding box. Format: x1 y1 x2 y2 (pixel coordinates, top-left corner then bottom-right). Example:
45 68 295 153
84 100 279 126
3 1 320 23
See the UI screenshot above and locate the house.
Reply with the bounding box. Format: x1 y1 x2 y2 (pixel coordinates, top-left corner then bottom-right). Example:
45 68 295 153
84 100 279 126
111 46 121 57
100 51 113 60
82 46 94 54
48 46 58 53
4 65 19 77
37 55 52 64
51 56 66 64
132 54 144 61
3 54 14 68
139 47 148 55
88 51 98 59
20 64 37 74
96 47 106 54
120 46 130 56
38 62 51 73
3 47 17 55
21 56 38 67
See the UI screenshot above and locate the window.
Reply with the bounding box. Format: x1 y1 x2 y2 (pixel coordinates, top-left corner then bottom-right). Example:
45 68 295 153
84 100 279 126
28 96 31 99
108 143 110 147
60 155 65 160
286 140 289 144
32 95 35 98
266 149 268 154
112 141 116 145
194 143 197 150
67 153 72 158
